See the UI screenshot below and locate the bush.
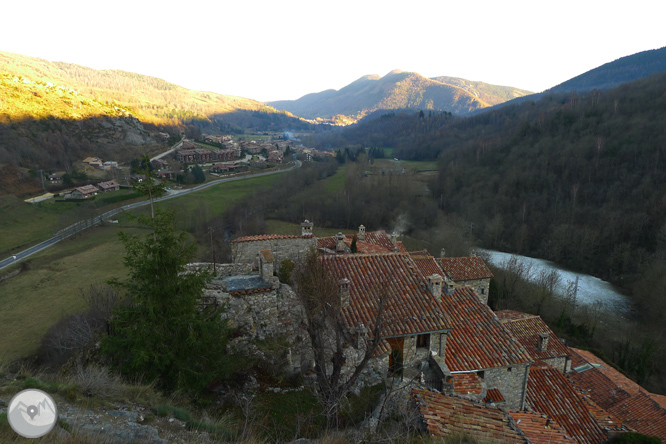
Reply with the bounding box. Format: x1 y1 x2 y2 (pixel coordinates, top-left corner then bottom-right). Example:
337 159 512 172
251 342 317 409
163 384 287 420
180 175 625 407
277 259 295 285
71 365 125 399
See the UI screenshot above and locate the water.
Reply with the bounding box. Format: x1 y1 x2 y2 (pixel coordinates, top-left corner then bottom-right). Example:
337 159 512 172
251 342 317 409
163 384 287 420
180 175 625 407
481 249 630 313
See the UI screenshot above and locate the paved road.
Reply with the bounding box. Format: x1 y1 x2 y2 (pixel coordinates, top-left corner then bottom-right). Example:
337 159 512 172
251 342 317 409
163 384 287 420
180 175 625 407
0 161 301 271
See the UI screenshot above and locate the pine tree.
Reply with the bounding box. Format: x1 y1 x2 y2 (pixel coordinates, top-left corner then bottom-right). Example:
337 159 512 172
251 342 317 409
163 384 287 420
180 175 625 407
102 209 233 391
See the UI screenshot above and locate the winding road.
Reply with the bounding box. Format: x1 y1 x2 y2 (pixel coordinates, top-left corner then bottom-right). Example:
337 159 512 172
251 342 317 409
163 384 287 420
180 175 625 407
0 161 301 271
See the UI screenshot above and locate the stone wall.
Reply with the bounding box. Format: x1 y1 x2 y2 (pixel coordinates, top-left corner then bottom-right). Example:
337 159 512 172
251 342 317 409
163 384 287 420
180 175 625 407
232 237 317 265
482 364 530 411
462 278 491 304
543 356 568 374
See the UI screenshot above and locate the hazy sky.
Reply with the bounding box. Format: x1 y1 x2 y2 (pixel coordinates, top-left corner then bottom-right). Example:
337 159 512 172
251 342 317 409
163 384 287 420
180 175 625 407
2 0 664 102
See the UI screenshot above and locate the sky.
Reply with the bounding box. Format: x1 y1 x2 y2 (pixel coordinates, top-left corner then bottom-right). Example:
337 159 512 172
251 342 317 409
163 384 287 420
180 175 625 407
2 0 664 103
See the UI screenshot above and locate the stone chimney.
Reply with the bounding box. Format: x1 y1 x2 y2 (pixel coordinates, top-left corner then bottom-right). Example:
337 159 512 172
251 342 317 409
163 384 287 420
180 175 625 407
358 225 366 241
336 232 346 253
259 249 274 282
339 278 351 307
440 248 446 258
301 219 314 237
427 274 443 302
538 333 549 352
444 275 455 295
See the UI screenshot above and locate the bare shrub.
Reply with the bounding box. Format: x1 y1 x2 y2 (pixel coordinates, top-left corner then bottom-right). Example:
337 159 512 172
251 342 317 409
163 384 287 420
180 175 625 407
71 365 124 399
37 285 120 369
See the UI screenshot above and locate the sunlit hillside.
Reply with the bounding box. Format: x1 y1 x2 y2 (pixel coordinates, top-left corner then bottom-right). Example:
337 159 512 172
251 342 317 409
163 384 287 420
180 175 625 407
0 51 297 126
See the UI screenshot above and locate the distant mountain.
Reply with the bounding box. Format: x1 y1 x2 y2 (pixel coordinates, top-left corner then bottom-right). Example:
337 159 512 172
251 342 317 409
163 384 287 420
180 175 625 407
547 46 666 94
268 70 531 122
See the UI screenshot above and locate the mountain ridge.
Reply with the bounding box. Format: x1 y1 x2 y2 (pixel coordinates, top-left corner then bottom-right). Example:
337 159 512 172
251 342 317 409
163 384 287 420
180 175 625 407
268 70 531 122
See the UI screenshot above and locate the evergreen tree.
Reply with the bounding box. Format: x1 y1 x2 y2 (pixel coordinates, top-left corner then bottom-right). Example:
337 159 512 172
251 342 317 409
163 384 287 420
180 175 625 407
102 209 233 392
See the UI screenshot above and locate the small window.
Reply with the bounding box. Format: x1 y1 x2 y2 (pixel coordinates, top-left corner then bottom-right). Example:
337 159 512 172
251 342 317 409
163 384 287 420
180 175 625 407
416 334 430 349
507 367 512 372
481 288 485 294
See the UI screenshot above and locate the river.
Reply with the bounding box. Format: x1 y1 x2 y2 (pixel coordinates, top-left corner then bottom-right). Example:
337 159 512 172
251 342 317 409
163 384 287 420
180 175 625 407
480 250 631 314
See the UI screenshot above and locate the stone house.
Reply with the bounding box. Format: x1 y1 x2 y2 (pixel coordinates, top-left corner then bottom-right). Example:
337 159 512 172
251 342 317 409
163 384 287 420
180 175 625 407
437 255 494 304
231 220 317 265
319 251 533 411
495 310 572 373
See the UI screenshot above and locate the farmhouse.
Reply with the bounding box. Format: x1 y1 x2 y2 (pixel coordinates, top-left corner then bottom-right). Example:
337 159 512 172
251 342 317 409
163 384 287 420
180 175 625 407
67 184 99 199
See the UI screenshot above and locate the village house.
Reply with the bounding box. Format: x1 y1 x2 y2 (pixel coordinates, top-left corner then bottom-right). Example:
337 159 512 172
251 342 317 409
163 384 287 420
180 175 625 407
97 180 120 193
222 221 657 441
495 310 572 373
67 184 99 199
437 254 494 304
268 150 284 164
48 173 63 184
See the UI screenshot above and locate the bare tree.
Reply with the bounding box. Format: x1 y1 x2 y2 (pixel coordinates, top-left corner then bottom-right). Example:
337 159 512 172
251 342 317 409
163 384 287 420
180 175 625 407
293 250 389 429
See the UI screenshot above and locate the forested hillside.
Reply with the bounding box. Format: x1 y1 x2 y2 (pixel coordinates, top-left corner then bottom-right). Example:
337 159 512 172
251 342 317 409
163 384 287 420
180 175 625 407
308 72 666 292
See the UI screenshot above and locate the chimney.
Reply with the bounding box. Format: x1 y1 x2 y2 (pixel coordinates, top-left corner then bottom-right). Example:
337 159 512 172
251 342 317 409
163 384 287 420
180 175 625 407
440 248 446 258
428 274 443 302
336 232 346 253
339 278 351 307
444 275 455 295
259 249 274 282
301 219 313 237
358 225 366 241
538 333 549 352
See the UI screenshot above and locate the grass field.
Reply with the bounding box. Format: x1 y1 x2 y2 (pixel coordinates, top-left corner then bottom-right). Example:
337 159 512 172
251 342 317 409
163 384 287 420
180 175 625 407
322 165 347 193
0 224 146 362
0 172 284 363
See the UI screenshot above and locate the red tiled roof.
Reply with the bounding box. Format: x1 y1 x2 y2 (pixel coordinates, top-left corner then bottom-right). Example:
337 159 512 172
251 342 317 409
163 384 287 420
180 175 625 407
509 411 575 444
438 256 494 281
232 234 306 243
453 373 483 395
569 348 642 399
319 253 451 338
496 311 570 361
317 230 403 254
442 286 532 371
410 252 446 278
412 389 524 443
483 388 505 404
566 348 666 440
608 391 666 440
526 367 607 444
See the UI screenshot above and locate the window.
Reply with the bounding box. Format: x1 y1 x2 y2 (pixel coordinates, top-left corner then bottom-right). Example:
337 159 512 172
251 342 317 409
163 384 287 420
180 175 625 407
416 334 430 349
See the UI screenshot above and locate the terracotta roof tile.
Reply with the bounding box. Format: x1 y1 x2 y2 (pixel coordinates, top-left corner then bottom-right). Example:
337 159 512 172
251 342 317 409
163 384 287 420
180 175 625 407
608 392 666 440
412 389 525 443
566 348 666 440
232 234 306 243
319 253 451 338
453 373 484 395
526 367 607 444
438 256 494 282
317 230 403 254
509 411 575 444
496 311 570 362
442 285 532 371
483 388 505 404
495 309 539 322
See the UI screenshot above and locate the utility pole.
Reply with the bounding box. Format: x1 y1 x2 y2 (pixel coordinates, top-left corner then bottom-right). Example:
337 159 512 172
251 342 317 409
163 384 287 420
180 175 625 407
209 226 216 273
39 169 45 191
